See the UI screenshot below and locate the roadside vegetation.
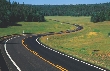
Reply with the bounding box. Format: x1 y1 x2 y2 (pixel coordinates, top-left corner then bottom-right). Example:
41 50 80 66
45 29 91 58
0 0 110 70
0 0 45 28
0 0 110 27
40 16 110 70
0 18 75 36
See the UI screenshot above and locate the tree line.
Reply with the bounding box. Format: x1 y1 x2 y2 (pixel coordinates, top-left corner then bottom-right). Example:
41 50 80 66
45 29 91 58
36 3 110 23
91 10 110 23
36 3 110 17
0 0 45 27
0 0 110 27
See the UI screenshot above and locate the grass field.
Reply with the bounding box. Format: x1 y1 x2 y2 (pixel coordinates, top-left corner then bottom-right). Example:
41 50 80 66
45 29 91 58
0 19 75 36
0 16 110 70
40 16 110 70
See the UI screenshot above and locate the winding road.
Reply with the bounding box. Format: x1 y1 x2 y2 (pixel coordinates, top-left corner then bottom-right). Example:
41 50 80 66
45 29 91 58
0 20 109 71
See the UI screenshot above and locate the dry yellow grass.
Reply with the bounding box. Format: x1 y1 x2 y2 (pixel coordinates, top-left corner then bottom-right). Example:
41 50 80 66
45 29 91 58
40 16 110 70
87 32 98 36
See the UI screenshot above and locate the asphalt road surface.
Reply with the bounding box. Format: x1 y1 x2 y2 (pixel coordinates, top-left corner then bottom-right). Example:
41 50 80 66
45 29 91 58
1 35 60 71
0 21 109 71
0 48 9 71
0 34 108 71
23 35 108 71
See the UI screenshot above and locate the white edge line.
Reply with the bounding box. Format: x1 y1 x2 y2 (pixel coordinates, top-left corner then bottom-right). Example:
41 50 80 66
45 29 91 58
35 38 106 71
4 41 21 71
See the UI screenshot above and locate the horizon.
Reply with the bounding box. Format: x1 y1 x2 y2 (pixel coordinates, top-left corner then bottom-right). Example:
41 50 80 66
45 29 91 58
10 0 110 5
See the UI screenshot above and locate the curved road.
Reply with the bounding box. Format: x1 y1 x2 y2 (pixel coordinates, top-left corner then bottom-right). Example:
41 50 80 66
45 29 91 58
1 20 109 71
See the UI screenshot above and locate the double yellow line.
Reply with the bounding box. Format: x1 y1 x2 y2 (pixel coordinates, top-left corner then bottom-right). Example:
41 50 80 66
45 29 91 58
22 37 68 71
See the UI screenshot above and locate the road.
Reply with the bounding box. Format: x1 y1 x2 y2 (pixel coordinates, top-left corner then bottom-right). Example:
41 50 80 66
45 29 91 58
0 20 109 71
0 34 108 71
0 48 9 71
23 35 108 71
1 35 60 71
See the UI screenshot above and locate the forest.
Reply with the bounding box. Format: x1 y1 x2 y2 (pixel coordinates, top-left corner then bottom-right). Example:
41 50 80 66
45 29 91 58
0 0 45 27
0 0 110 27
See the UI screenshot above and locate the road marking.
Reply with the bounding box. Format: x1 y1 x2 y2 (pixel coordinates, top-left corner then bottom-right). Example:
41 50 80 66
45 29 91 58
6 40 8 42
69 56 72 58
4 40 21 71
55 51 57 52
83 62 85 63
62 54 64 55
59 53 62 54
88 64 90 66
43 45 45 47
45 47 47 48
67 56 70 57
35 35 107 71
75 59 77 61
50 49 52 50
99 68 101 69
23 38 68 71
94 66 96 67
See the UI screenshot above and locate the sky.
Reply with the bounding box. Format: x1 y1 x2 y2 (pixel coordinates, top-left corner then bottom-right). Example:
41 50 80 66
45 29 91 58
10 0 110 5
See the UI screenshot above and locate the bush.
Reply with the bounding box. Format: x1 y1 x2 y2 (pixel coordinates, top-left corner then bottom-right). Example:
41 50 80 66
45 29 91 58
108 33 110 36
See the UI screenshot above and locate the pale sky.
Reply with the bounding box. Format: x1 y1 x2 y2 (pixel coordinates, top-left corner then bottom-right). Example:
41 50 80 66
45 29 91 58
10 0 110 5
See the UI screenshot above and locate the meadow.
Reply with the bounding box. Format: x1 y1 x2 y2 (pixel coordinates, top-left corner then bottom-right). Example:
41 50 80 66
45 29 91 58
40 16 110 70
0 16 110 70
0 19 75 36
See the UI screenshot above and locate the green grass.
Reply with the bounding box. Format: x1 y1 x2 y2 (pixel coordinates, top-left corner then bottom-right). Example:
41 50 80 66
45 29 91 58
40 16 110 70
0 19 75 36
0 16 110 70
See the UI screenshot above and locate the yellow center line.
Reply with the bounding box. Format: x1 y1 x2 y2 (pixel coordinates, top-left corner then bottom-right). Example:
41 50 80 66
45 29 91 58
22 38 68 71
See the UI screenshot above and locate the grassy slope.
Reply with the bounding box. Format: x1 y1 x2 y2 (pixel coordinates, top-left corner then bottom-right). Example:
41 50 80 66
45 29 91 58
40 16 110 70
